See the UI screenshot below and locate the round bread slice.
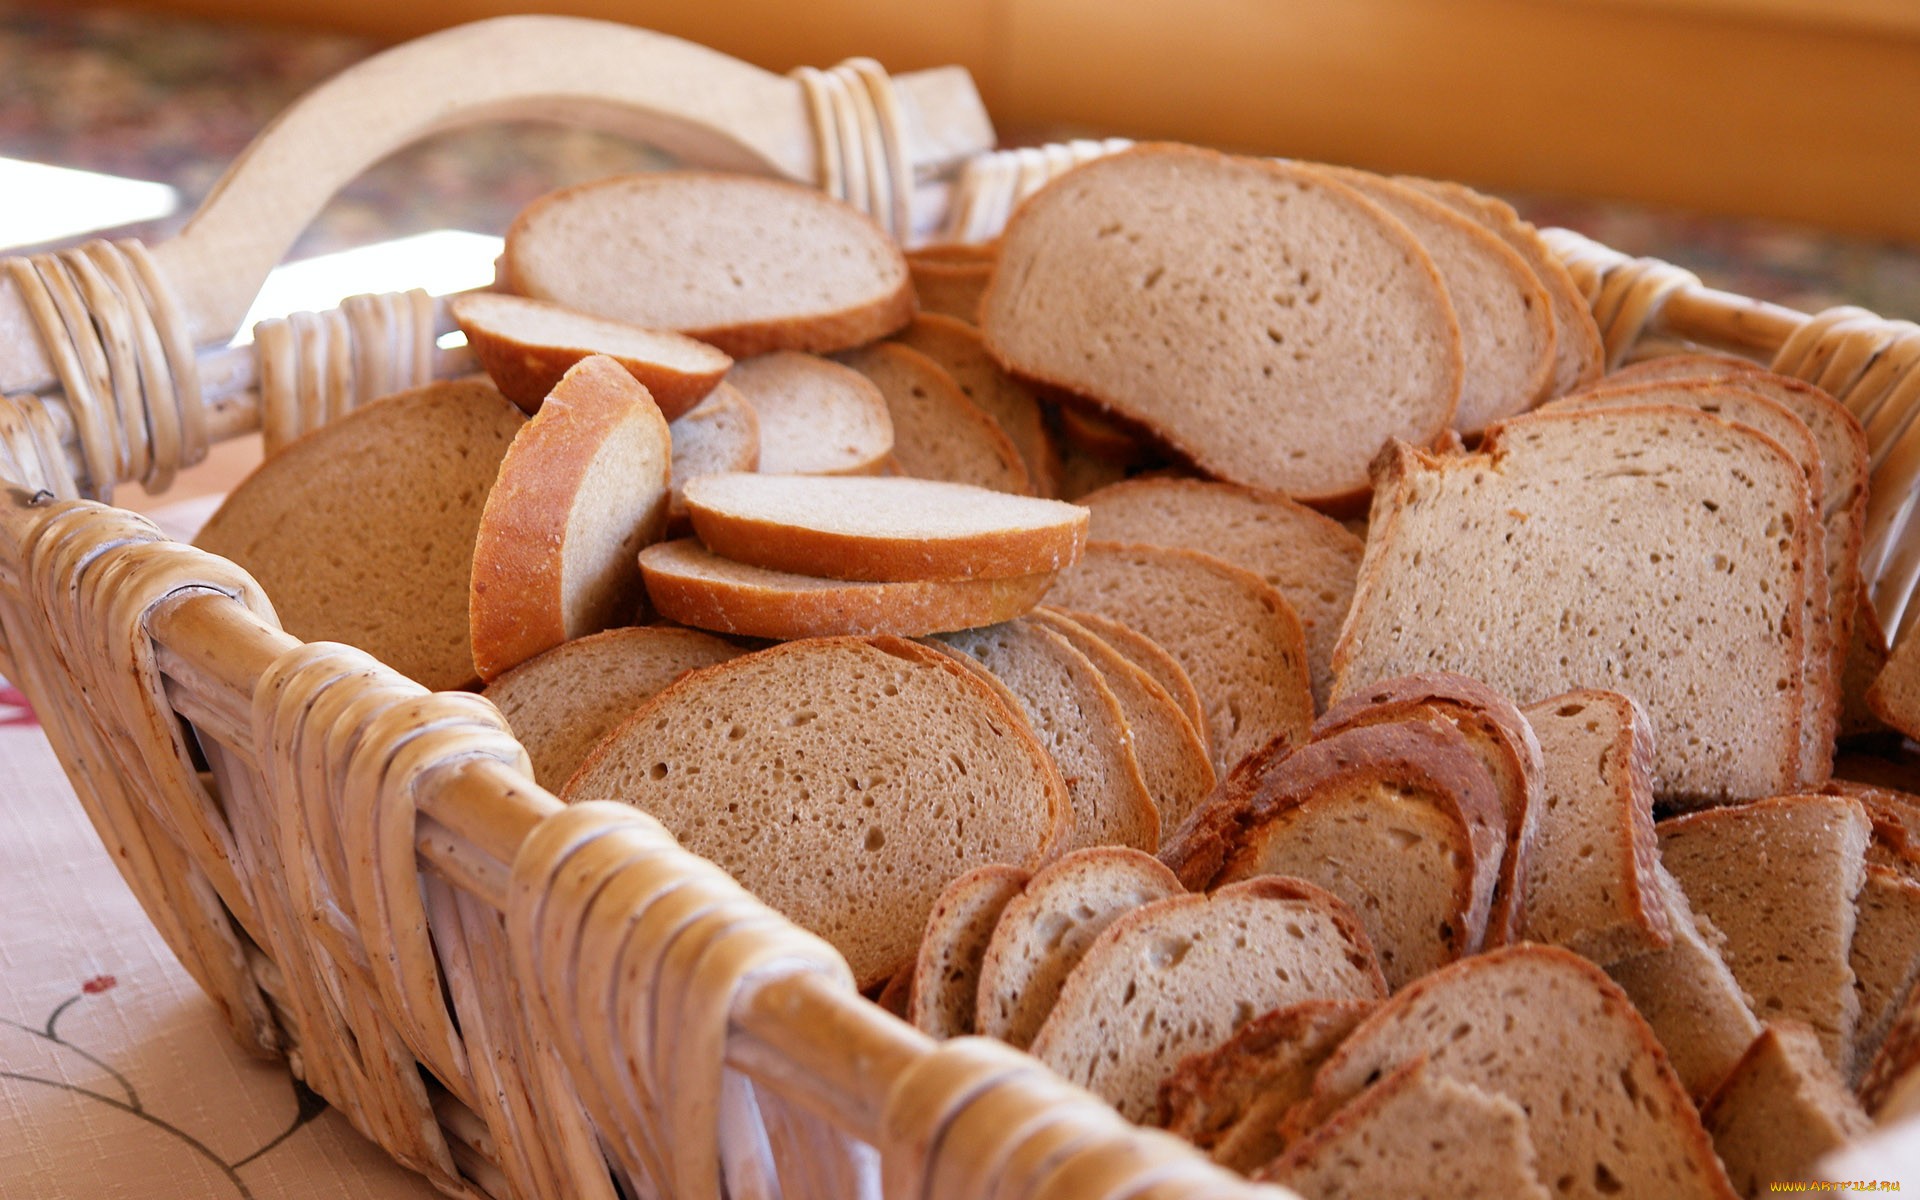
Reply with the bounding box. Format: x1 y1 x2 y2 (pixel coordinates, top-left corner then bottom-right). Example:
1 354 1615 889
667 382 759 521
470 355 672 682
449 291 732 417
683 474 1088 582
195 378 524 691
892 314 1063 497
561 636 1071 987
639 538 1059 640
907 863 1031 1039
981 145 1463 506
482 625 744 791
838 343 1032 494
1045 606 1209 751
723 352 892 476
504 171 914 357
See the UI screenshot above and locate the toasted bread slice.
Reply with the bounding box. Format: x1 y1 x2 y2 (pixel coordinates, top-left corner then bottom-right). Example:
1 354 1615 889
893 314 1064 496
907 864 1031 1039
723 352 892 476
1848 866 1920 1081
838 343 1032 494
667 382 759 521
1046 607 1209 751
1701 1023 1871 1199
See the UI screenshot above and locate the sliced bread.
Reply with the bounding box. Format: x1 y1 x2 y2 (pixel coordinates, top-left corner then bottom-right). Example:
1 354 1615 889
837 342 1031 495
892 314 1063 496
1826 779 1920 881
667 382 759 520
560 636 1070 986
1848 865 1920 1080
1054 405 1154 467
195 378 524 691
1843 587 1891 737
504 171 913 357
907 863 1031 1040
906 254 991 324
1869 624 1920 740
1044 606 1209 752
980 144 1463 506
1700 1022 1872 1200
723 351 892 476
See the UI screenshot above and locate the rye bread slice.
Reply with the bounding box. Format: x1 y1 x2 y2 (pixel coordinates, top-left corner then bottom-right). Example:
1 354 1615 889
449 291 731 417
981 145 1463 506
1046 542 1314 775
638 539 1058 641
1519 690 1673 964
723 351 892 476
892 314 1064 497
1080 477 1365 708
1046 607 1209 751
1700 1022 1872 1200
504 171 913 357
667 382 759 521
560 636 1070 986
1027 876 1388 1122
907 864 1031 1039
1333 406 1820 806
195 378 524 691
906 254 991 324
482 625 743 791
1296 945 1737 1200
1844 586 1892 737
838 343 1031 495
1848 865 1920 1080
974 847 1183 1048
682 474 1088 582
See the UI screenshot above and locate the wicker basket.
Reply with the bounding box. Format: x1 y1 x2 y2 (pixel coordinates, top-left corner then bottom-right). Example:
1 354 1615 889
3 16 1918 1198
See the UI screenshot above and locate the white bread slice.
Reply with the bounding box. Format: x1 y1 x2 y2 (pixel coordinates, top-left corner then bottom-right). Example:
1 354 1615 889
1701 1022 1872 1199
504 171 913 357
638 539 1058 641
195 378 523 691
1028 876 1388 1122
838 343 1031 494
667 382 759 521
1297 945 1738 1200
980 145 1463 506
1047 607 1209 751
682 474 1088 582
723 352 892 476
1080 477 1365 708
906 254 991 324
449 291 731 417
1657 794 1871 1071
1046 542 1314 774
560 636 1070 986
893 314 1064 497
973 847 1182 1048
469 355 672 682
907 864 1030 1039
483 625 743 791
1333 406 1820 805
1519 690 1674 964
1849 865 1920 1082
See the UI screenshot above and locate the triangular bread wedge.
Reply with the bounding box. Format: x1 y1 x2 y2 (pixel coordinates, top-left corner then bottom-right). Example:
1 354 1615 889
1850 866 1920 1082
893 314 1063 497
907 863 1030 1039
1047 607 1208 752
1701 1022 1871 1199
667 382 759 521
724 352 892 476
838 343 1031 495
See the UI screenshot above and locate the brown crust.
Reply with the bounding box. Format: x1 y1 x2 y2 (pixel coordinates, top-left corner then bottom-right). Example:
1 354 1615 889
1042 607 1210 751
906 862 1031 1038
891 313 1065 496
1155 997 1376 1134
907 257 991 324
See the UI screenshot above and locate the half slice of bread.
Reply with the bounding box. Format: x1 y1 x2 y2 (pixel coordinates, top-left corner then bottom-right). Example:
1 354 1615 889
638 539 1059 640
504 171 913 356
667 382 759 521
893 314 1063 497
195 378 524 691
561 636 1070 986
1046 606 1209 752
723 351 892 476
1028 876 1387 1122
1700 1022 1872 1200
907 863 1031 1039
1849 865 1920 1082
838 343 1032 495
974 847 1182 1048
449 291 731 417
981 145 1463 506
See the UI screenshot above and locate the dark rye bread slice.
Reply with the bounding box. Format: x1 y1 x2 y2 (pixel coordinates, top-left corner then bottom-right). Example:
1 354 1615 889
504 171 913 357
482 625 744 791
1294 945 1738 1200
1047 607 1209 752
723 352 892 476
667 382 759 522
973 847 1183 1048
1080 477 1365 708
1027 877 1388 1122
1700 1022 1872 1200
981 144 1463 506
1045 542 1314 775
907 863 1030 1039
1333 406 1820 806
1519 690 1673 964
560 636 1070 987
1657 794 1871 1071
838 343 1032 495
195 378 523 691
892 314 1064 497
1847 865 1920 1080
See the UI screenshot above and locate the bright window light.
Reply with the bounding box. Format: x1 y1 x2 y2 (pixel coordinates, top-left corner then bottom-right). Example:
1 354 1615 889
235 229 504 341
0 158 180 249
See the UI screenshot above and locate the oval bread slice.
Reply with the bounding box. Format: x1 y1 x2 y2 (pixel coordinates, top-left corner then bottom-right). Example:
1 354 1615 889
839 342 1032 494
907 863 1031 1039
892 314 1063 496
724 351 892 476
667 382 760 521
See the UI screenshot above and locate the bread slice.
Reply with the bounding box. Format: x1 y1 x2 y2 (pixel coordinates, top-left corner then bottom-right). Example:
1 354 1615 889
892 314 1063 497
1519 690 1673 964
195 378 524 691
1296 945 1737 1200
1844 586 1892 736
723 352 892 476
1080 477 1365 708
1323 167 1555 435
1848 865 1920 1080
667 382 759 521
1657 794 1871 1070
1869 624 1920 740
469 355 672 682
1028 876 1387 1122
1260 1057 1551 1200
907 863 1031 1039
682 474 1088 582
504 171 913 357
449 291 731 417
1333 406 1820 805
561 636 1070 986
1826 779 1920 881
638 539 1058 641
980 145 1463 506
906 254 991 324
1700 1022 1872 1199
932 621 1160 852
838 343 1032 495
1046 542 1314 774
1046 607 1208 751
1156 999 1374 1174
973 847 1182 1048
483 625 743 790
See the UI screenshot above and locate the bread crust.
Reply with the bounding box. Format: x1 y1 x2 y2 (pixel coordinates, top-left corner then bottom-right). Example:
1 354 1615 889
906 863 1031 1039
